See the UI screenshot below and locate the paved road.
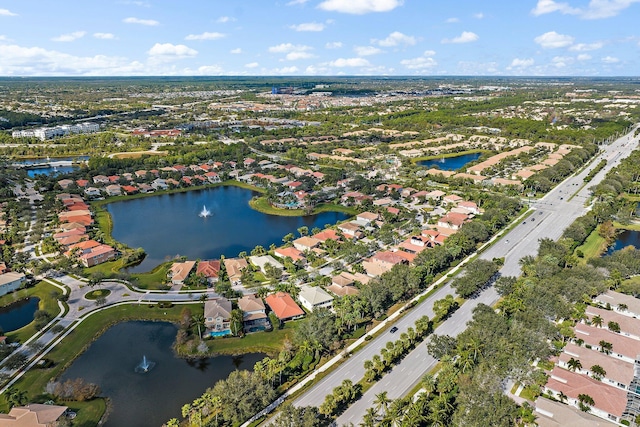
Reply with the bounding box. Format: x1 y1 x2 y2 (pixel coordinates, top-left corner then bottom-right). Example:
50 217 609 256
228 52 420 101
294 128 640 425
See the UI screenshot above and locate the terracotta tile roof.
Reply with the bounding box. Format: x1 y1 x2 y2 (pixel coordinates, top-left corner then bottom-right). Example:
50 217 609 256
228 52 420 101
196 260 221 279
313 229 341 242
574 323 640 360
265 292 304 320
545 366 627 417
274 247 305 262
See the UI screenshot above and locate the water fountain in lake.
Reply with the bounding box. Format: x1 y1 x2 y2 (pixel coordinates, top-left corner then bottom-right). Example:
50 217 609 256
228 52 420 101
134 355 155 373
199 205 212 218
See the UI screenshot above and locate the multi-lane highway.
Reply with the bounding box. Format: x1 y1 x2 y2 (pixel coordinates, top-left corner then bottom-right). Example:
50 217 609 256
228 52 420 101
293 128 639 426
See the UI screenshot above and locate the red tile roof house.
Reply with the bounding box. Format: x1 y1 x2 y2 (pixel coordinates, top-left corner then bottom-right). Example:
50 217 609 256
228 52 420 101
544 366 628 424
196 260 221 284
76 179 89 188
293 236 322 252
274 246 306 263
437 212 469 230
313 229 341 242
168 261 196 286
265 292 305 322
121 185 138 195
79 245 117 267
362 251 408 277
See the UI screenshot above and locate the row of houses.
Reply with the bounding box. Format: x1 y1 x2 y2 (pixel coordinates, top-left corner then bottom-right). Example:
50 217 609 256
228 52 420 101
540 290 640 425
55 194 116 267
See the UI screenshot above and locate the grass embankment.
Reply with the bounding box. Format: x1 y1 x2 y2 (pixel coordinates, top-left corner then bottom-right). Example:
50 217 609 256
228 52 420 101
575 230 608 261
411 149 487 164
131 262 172 290
3 282 62 343
249 197 356 217
84 289 111 300
2 304 185 424
201 322 297 356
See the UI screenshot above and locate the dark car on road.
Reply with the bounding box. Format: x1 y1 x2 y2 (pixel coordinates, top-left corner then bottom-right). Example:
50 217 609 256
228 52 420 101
390 326 399 333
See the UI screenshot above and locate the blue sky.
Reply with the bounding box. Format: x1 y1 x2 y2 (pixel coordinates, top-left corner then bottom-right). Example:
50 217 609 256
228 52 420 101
0 0 638 76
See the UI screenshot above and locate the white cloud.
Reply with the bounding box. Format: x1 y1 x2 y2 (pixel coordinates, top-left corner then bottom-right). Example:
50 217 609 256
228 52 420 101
327 57 371 67
268 43 312 53
0 35 10 41
52 31 86 42
354 46 383 56
123 17 159 26
474 12 484 19
217 16 236 23
290 22 325 31
602 55 620 63
185 32 226 41
230 48 243 54
287 0 310 5
531 0 639 19
93 33 116 40
0 43 145 76
569 42 603 51
325 41 343 49
509 58 535 68
245 62 259 68
552 56 573 67
531 0 579 16
192 65 223 75
534 31 574 48
446 17 459 23
273 66 299 74
374 31 416 47
147 43 197 61
0 9 17 17
318 0 403 14
442 31 479 44
577 54 592 60
400 54 437 70
286 51 315 60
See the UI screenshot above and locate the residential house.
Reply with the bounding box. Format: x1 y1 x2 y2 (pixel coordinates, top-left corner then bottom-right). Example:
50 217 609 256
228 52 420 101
274 247 306 263
248 255 284 275
92 175 109 185
238 294 269 332
224 258 248 285
443 194 463 205
0 403 68 427
337 222 363 240
79 245 116 267
356 212 380 225
457 201 481 215
0 272 26 297
105 184 122 197
293 236 322 252
327 273 361 297
265 292 305 322
298 286 334 312
151 178 168 191
75 179 89 188
168 261 196 286
204 298 232 336
595 290 640 318
57 179 74 189
84 187 101 198
534 397 613 427
362 251 408 277
313 229 341 243
195 260 221 285
437 212 469 230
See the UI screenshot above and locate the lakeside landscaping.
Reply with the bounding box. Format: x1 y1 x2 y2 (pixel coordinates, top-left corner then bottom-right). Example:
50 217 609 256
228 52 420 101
3 282 62 343
1 304 186 424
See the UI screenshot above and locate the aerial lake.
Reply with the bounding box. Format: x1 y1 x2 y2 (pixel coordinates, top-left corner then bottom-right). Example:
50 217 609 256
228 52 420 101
17 156 87 178
0 297 39 332
417 152 482 171
61 321 264 427
106 185 350 272
607 229 640 255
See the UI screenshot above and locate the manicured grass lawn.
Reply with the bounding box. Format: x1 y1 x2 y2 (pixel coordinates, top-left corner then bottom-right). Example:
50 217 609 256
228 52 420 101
1 304 186 420
84 257 127 277
3 282 62 343
131 262 172 289
204 321 298 356
575 229 608 261
614 221 640 231
250 197 356 217
84 289 111 300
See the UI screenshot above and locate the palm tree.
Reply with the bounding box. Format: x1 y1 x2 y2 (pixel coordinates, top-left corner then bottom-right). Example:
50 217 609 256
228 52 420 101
618 303 628 312
5 388 27 408
558 391 568 403
578 393 595 412
361 408 378 427
421 373 437 398
567 357 582 372
591 315 603 328
374 391 392 415
192 313 205 339
599 340 613 354
590 364 607 381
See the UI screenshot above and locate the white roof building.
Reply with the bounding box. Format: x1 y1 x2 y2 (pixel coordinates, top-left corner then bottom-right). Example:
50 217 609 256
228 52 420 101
298 285 334 312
